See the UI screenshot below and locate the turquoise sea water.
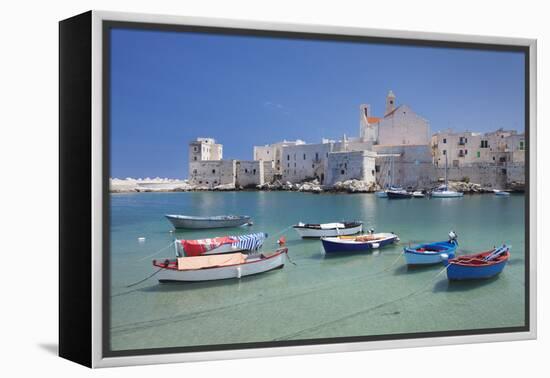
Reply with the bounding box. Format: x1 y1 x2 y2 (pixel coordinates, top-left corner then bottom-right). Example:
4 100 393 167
110 191 526 351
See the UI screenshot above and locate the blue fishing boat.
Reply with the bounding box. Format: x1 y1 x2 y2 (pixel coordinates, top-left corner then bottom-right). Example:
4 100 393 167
404 232 458 265
445 245 510 280
321 232 399 254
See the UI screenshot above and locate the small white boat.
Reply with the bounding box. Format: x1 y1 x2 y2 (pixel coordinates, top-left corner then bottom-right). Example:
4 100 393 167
412 191 425 198
176 232 268 256
153 248 288 282
494 190 511 196
432 155 463 198
431 186 464 198
375 191 388 198
165 214 251 229
293 221 363 238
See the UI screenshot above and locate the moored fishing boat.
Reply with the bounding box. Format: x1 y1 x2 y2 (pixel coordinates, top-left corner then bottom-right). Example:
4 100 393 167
153 248 288 282
176 232 268 256
165 214 251 229
403 231 458 265
321 232 399 254
444 245 510 280
375 191 388 198
494 190 511 196
293 221 363 238
412 191 425 198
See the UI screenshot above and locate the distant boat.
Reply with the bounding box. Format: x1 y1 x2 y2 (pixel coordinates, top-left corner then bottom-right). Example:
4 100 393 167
444 245 510 280
432 155 463 198
321 232 399 254
431 185 464 198
293 221 363 238
412 191 425 198
165 214 251 229
387 189 412 199
176 232 268 256
375 191 388 198
403 231 458 265
494 190 511 196
153 248 288 282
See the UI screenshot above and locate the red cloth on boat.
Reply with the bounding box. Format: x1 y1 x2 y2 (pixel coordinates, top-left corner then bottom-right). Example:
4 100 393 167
181 236 236 256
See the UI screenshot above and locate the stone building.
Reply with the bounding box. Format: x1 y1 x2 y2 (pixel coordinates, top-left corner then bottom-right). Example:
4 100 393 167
359 90 431 146
431 128 525 188
253 140 305 176
325 150 377 186
188 160 236 187
373 145 436 189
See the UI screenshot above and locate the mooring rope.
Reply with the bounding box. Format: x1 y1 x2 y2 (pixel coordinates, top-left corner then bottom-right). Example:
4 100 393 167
270 225 293 240
125 268 163 288
138 241 176 262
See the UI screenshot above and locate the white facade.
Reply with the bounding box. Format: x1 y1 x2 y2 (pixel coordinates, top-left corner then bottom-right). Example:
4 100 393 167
236 160 264 188
374 145 436 189
432 129 525 167
325 150 376 186
254 140 305 175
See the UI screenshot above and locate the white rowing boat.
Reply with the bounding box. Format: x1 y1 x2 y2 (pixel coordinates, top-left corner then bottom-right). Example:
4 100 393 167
293 221 363 238
153 248 288 282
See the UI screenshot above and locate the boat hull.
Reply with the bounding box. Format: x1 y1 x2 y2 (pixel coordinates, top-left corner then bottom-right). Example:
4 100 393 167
387 191 412 199
431 191 463 198
404 241 457 265
321 233 398 254
165 215 251 229
157 250 287 282
375 191 388 198
446 260 507 280
294 224 363 238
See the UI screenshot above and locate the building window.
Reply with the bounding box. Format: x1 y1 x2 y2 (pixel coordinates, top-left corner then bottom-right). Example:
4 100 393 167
344 163 347 169
520 141 525 150
245 169 248 173
287 163 290 168
194 147 198 152
372 170 375 176
443 138 447 144
294 163 296 167
442 150 446 155
481 140 489 148
341 170 345 175
287 155 290 161
312 164 314 169
315 152 319 160
253 169 256 175
303 154 306 160
493 156 496 161
375 165 380 173
212 169 216 174
477 151 480 158
194 156 197 161
213 181 217 184
465 149 468 155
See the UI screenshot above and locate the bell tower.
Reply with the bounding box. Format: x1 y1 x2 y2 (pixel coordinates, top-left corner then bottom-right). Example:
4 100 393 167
385 90 396 116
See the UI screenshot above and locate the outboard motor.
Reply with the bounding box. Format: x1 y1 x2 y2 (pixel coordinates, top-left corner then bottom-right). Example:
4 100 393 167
448 230 458 245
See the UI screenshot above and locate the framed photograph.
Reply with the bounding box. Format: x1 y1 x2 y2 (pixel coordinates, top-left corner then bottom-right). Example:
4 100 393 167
59 10 537 368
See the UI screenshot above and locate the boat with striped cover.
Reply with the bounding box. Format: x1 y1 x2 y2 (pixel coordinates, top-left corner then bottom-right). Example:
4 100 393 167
165 214 251 229
321 232 399 254
293 221 363 238
404 232 458 265
153 248 288 282
176 232 268 257
444 245 510 280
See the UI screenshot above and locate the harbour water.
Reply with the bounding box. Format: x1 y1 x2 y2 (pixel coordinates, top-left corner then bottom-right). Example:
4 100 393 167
110 191 526 351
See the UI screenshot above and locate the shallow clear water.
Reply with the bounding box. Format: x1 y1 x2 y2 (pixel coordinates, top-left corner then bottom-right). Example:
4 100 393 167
110 191 526 351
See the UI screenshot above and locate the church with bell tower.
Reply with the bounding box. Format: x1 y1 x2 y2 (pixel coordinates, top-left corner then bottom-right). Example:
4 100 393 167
359 90 430 146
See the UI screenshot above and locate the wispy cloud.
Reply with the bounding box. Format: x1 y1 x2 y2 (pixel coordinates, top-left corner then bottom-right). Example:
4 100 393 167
263 100 290 115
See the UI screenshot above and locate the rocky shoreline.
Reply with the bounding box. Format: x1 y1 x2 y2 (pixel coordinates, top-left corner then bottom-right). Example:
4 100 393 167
110 177 520 194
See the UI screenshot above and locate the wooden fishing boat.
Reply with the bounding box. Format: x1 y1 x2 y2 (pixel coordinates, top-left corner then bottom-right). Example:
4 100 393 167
165 214 251 229
293 221 363 238
404 232 458 265
176 232 268 256
153 248 288 282
445 245 510 280
321 232 399 254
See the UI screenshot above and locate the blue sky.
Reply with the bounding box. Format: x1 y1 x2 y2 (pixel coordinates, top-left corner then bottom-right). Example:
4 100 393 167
110 28 525 178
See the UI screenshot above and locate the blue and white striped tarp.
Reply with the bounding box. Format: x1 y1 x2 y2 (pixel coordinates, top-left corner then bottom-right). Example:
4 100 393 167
230 232 268 251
